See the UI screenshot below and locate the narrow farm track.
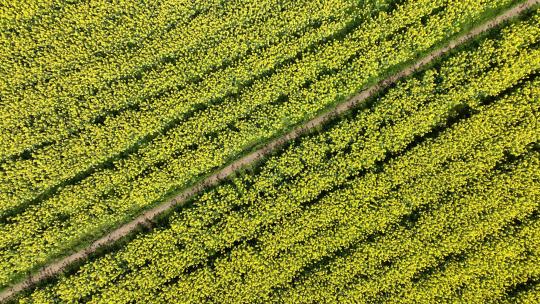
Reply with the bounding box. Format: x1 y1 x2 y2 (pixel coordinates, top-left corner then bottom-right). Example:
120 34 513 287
1 0 538 302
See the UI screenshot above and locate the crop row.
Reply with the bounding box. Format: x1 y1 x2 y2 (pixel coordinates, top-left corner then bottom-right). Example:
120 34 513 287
13 15 540 302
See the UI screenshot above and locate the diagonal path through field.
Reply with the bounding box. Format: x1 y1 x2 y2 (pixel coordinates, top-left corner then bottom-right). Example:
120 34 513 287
1 0 538 302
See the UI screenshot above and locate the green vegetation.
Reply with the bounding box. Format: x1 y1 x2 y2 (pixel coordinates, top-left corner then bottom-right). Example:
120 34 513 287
0 0 528 290
13 8 540 302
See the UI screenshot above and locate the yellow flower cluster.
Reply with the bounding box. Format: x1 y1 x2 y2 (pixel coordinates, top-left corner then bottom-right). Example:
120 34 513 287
17 8 540 302
2 0 519 287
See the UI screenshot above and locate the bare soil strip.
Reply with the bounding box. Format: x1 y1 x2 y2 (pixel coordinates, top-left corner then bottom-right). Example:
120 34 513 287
1 0 538 301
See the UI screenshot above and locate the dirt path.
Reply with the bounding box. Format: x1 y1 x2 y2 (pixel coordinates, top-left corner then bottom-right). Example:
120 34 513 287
1 0 538 302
